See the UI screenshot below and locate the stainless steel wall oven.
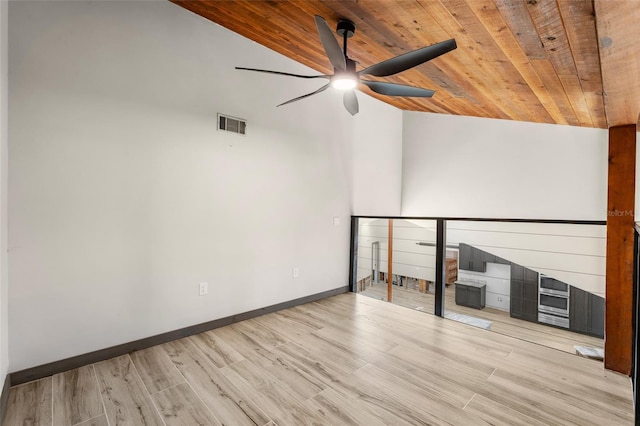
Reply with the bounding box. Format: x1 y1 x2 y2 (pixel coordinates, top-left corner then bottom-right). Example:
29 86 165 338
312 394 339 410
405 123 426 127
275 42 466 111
538 275 569 328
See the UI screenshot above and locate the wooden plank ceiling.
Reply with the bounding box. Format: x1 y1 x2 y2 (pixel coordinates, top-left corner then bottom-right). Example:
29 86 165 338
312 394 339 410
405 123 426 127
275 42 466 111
173 0 640 129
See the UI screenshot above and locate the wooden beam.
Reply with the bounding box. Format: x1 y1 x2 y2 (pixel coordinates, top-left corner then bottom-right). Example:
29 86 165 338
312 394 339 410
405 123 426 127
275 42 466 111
605 124 636 375
388 219 393 302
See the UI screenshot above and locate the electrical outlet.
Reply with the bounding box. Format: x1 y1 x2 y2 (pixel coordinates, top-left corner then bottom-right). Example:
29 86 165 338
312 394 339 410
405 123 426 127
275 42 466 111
293 267 300 278
199 282 208 296
333 217 340 226
498 297 503 302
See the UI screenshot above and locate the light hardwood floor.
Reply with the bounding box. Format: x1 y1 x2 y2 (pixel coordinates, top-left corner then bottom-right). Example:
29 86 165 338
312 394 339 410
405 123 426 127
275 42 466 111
3 293 633 426
360 282 604 355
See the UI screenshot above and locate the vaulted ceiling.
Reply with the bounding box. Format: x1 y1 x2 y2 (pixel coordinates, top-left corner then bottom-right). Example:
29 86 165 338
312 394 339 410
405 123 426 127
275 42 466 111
173 0 639 129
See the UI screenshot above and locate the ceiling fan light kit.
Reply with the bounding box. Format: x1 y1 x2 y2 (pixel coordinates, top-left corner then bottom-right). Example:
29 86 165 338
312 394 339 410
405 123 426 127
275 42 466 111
236 15 457 115
331 72 358 90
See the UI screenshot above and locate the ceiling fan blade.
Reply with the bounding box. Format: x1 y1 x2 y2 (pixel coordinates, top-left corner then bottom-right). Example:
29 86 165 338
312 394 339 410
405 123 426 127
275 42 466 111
314 15 346 71
359 39 457 77
236 67 329 79
277 83 330 107
361 80 435 97
343 90 359 115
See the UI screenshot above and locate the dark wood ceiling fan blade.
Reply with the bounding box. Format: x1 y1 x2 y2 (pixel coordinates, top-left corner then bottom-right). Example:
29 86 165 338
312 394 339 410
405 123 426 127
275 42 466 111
235 67 329 79
277 83 331 107
358 39 457 77
361 80 435 97
314 15 346 71
343 90 359 115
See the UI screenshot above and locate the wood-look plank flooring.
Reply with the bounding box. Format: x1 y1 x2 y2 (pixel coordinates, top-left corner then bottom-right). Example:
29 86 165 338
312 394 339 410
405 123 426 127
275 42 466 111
3 293 633 425
360 281 604 355
52 365 103 426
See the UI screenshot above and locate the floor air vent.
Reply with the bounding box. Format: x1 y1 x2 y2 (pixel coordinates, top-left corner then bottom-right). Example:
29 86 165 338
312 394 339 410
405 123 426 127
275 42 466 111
218 114 246 135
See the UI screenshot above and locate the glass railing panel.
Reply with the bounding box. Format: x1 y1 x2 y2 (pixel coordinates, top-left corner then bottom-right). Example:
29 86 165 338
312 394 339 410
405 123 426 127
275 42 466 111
355 218 437 313
355 218 388 299
444 220 606 357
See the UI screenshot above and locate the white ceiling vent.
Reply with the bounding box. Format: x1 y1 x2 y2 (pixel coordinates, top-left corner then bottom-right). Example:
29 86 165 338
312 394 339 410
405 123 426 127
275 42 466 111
218 114 246 136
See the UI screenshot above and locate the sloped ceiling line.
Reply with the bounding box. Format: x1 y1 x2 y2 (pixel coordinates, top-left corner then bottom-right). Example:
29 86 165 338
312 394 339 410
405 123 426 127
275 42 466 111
172 0 639 129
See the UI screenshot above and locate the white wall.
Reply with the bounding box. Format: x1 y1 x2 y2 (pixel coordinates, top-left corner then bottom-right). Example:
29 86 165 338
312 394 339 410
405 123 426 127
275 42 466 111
402 111 609 220
7 1 399 372
351 103 403 216
0 0 8 386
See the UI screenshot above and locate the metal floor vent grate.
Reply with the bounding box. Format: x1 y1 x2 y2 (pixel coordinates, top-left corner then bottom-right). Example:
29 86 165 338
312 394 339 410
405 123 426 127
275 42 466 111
218 114 246 135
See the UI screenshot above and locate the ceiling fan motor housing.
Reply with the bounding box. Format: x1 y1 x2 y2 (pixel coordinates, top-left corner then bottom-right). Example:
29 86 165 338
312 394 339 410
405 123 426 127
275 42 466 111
346 58 356 72
336 19 355 38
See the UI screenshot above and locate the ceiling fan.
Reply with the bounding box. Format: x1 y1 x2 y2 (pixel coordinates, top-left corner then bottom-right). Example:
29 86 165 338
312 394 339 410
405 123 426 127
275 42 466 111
236 15 457 115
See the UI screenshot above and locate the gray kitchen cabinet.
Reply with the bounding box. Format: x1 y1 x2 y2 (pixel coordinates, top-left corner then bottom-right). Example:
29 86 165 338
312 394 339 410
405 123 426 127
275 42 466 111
483 252 497 264
510 279 523 318
510 279 538 322
468 260 486 272
455 281 486 309
458 244 471 271
458 243 496 272
522 299 538 322
510 264 538 323
570 287 589 334
569 287 604 338
523 276 538 300
524 268 539 283
511 264 524 281
468 247 487 272
588 293 605 337
522 268 538 322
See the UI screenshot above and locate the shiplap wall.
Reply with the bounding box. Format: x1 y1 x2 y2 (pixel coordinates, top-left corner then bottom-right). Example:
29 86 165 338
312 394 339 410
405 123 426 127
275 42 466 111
356 218 437 283
446 221 605 297
356 219 605 298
